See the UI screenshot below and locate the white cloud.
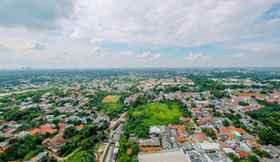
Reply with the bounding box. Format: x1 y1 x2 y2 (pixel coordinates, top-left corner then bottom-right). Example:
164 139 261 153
185 52 208 61
0 38 32 52
136 51 161 61
0 0 280 68
233 53 244 58
63 0 279 46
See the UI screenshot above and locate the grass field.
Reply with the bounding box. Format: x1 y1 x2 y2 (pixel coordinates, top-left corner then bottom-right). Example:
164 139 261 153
131 102 183 126
102 95 124 118
102 95 121 103
66 149 95 162
66 150 87 162
126 102 184 137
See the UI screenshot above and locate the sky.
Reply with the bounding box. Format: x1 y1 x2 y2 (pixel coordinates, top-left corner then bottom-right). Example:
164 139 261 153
0 0 280 69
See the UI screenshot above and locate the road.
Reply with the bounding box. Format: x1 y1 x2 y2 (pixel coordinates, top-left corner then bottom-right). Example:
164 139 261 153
99 112 127 162
0 88 49 97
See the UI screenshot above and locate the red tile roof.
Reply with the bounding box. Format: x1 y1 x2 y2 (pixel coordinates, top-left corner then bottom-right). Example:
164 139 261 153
30 124 57 135
220 126 246 134
239 151 249 158
169 125 187 143
75 124 84 130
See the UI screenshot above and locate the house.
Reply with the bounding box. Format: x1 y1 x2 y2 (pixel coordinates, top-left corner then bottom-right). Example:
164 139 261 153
75 124 84 130
191 107 204 117
219 126 246 141
198 142 221 152
28 152 48 162
238 151 250 158
15 131 30 139
31 124 57 135
263 145 280 159
189 132 208 143
58 123 70 133
0 140 9 153
139 137 161 152
168 125 187 143
149 126 165 136
43 134 65 154
197 116 214 126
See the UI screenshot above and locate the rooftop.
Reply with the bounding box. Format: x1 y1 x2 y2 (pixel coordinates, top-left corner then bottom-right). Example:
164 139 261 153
138 149 187 162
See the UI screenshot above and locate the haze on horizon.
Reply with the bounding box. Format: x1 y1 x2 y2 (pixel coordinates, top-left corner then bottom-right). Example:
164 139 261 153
0 0 280 69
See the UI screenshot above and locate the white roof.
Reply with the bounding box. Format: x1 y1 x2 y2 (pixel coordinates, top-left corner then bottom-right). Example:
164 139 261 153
138 149 187 162
198 142 220 150
149 126 161 134
223 148 236 154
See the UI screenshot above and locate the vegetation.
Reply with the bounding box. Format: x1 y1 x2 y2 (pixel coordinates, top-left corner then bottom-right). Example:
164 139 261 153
225 113 248 131
0 134 47 161
126 102 186 137
254 149 272 158
66 150 96 162
117 136 139 162
248 104 280 145
227 153 260 162
2 106 42 122
92 94 126 118
239 101 249 106
102 95 121 103
202 128 217 140
191 76 227 98
64 126 78 139
60 124 107 157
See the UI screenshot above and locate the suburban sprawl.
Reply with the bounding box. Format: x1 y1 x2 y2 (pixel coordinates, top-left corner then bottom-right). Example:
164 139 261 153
0 68 280 162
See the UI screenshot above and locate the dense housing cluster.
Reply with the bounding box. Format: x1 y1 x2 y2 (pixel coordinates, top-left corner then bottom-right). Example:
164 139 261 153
0 69 280 162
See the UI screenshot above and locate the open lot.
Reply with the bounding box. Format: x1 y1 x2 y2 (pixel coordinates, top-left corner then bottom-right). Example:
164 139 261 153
103 95 121 103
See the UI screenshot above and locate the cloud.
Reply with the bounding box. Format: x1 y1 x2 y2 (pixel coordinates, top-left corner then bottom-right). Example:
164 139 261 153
0 38 46 52
0 0 280 68
0 39 31 52
63 0 279 46
233 53 244 58
185 52 207 61
0 0 75 30
29 42 46 50
0 44 14 52
260 2 280 20
136 51 161 61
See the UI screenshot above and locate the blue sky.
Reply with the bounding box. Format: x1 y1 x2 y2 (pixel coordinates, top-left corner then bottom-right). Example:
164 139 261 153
0 0 280 69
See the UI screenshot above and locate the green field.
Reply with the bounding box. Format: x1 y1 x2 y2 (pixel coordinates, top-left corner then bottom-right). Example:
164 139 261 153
101 95 124 118
126 102 184 137
66 150 95 162
132 102 183 125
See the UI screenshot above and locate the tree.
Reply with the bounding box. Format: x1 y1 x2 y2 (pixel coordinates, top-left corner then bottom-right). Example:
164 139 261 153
223 119 230 127
202 128 217 140
63 126 78 139
247 154 260 162
258 127 280 146
239 101 249 106
227 153 240 162
255 149 272 158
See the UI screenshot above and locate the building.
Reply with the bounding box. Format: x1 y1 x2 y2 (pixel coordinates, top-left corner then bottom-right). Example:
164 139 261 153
139 137 161 152
43 134 65 154
138 149 188 162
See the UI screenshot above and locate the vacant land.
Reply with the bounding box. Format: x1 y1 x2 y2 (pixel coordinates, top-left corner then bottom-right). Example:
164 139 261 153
126 102 184 137
102 95 124 118
132 102 183 125
102 95 121 103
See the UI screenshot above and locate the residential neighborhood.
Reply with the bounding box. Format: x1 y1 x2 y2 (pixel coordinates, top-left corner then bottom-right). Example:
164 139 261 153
0 69 280 162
